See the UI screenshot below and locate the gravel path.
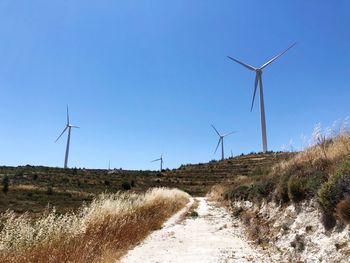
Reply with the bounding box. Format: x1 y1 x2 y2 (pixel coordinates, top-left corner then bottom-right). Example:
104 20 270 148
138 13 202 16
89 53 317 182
119 197 271 263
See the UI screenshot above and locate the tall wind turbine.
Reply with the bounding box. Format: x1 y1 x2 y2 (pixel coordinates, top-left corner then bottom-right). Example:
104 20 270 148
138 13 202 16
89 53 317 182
55 105 79 168
151 154 163 172
211 125 235 160
228 43 296 153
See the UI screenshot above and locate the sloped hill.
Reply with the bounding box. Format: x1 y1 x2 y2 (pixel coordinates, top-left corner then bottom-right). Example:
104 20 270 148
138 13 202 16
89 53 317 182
0 152 293 214
153 152 293 195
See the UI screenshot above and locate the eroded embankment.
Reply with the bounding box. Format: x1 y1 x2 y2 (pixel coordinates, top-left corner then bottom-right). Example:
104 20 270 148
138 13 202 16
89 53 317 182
230 199 350 262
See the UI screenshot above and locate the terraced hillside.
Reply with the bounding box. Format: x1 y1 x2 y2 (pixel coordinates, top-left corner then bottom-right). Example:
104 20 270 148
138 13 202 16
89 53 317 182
159 152 293 195
0 152 293 215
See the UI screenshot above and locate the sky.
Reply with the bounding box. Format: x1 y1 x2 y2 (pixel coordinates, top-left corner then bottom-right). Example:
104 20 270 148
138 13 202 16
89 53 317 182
0 0 349 170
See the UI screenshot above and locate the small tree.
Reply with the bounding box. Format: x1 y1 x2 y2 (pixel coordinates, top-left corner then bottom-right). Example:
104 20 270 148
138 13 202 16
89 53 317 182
121 182 131 190
2 176 9 194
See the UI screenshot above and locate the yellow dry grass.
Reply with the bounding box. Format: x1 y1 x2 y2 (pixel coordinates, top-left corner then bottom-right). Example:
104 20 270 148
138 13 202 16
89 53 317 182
0 188 189 263
273 131 350 175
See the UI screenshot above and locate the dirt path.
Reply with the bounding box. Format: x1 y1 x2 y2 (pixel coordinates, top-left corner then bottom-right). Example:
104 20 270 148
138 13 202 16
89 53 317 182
119 197 271 263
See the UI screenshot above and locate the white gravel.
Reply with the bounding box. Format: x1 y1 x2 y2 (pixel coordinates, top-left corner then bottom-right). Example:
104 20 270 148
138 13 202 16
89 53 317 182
119 197 271 263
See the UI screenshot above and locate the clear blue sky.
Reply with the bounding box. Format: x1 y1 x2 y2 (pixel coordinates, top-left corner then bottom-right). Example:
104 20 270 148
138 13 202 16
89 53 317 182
0 1 349 170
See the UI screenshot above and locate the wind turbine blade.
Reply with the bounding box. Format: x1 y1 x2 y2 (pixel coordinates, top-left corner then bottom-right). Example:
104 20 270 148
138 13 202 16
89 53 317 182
71 125 80 129
55 127 68 142
151 158 161 162
211 125 220 137
260 43 296 69
250 74 259 111
223 131 236 137
214 138 221 154
227 56 256 71
66 105 70 125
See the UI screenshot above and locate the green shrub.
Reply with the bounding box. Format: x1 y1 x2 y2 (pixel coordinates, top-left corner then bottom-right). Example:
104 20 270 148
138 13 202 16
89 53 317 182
190 211 199 218
104 180 110 186
2 176 9 194
225 185 250 200
305 171 328 195
320 209 336 230
225 180 274 202
247 180 274 201
276 172 292 203
318 173 350 212
121 182 131 190
288 176 306 203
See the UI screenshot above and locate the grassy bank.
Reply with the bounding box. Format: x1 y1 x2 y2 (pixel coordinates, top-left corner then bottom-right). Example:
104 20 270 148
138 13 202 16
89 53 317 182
214 124 350 233
0 188 189 263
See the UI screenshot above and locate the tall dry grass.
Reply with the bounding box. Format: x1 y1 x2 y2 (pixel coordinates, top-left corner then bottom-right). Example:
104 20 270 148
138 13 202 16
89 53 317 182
273 121 350 175
0 188 189 263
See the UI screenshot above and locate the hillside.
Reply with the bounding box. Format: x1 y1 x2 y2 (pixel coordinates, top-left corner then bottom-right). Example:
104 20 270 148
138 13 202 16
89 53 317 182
0 152 293 215
211 131 350 262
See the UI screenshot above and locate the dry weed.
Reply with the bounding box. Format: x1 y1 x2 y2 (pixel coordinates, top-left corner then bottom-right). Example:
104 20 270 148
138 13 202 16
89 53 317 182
0 188 189 263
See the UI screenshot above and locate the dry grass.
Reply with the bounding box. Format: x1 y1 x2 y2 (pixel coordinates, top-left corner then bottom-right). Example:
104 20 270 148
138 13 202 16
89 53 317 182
0 188 189 263
206 184 229 202
207 177 253 202
336 196 350 224
272 130 350 177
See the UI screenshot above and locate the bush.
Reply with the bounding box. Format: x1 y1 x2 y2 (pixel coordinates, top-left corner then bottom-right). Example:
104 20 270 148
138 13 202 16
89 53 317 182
320 209 336 230
2 176 9 194
225 185 249 200
247 180 274 201
276 172 292 203
336 196 350 224
288 176 306 203
225 180 274 202
287 171 327 203
104 180 110 186
190 211 199 218
305 171 328 195
121 182 131 190
318 170 350 212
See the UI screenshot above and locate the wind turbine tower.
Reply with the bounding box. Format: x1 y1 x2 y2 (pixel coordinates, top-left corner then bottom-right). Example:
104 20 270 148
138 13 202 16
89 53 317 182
228 43 295 153
211 125 235 160
151 154 164 172
55 105 79 168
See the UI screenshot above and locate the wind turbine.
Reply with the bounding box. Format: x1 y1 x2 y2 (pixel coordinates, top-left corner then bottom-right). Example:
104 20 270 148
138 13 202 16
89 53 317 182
211 125 235 160
228 43 296 153
55 105 79 168
151 154 163 172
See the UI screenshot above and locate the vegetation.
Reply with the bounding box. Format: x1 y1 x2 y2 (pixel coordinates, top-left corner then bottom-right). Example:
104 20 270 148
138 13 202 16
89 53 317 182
0 188 189 263
218 120 350 227
1 176 8 194
336 196 350 224
0 152 291 215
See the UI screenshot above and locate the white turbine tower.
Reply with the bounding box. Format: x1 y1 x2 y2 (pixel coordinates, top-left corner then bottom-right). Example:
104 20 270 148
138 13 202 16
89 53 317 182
151 154 163 172
228 43 296 153
211 125 235 161
55 105 79 168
